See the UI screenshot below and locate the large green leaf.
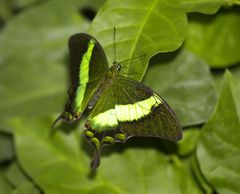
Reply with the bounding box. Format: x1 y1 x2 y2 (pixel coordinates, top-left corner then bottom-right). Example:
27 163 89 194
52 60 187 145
197 71 240 194
5 162 30 187
212 64 240 91
180 0 238 14
16 0 46 7
13 117 202 194
0 0 91 133
177 128 200 156
89 0 187 81
5 162 40 194
190 156 213 194
0 178 12 194
143 50 217 127
0 0 47 25
0 0 14 21
185 7 240 68
0 162 41 194
0 165 13 194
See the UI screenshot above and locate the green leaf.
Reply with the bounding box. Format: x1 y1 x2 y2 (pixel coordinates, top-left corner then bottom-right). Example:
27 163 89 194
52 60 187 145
190 155 213 194
180 0 236 14
4 162 41 194
0 133 14 163
0 165 13 194
11 182 40 194
185 8 240 68
13 117 202 194
0 178 12 194
0 162 41 194
143 50 217 127
197 71 240 194
15 0 45 7
89 0 187 81
177 128 200 156
0 0 45 23
5 162 29 187
0 0 14 21
0 0 91 133
212 64 240 91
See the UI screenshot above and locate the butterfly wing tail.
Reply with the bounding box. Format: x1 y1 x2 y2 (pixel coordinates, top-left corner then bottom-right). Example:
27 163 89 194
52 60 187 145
90 146 102 170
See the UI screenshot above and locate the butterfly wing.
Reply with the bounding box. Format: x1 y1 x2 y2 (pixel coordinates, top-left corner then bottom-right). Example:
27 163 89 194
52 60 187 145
55 33 108 124
85 76 182 169
87 76 182 140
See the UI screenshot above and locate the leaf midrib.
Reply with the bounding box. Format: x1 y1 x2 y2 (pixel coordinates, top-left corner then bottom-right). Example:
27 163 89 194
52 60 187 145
125 0 158 76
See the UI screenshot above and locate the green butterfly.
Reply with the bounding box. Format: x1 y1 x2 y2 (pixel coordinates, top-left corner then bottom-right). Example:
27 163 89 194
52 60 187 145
53 33 182 169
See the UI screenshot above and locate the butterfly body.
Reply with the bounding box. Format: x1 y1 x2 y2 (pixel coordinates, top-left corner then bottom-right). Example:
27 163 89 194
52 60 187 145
86 62 121 110
53 33 182 169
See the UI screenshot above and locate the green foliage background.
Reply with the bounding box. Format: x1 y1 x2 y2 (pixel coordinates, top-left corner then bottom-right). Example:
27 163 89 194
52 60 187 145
0 0 240 194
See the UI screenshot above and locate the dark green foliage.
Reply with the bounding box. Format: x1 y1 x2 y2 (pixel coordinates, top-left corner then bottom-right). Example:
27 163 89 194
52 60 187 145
0 0 240 194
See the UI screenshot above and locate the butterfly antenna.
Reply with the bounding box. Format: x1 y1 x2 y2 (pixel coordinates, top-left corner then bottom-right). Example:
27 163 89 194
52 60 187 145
119 53 147 64
113 27 117 62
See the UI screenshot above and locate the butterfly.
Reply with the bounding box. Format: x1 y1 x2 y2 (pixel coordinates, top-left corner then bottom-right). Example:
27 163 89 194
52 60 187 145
53 32 182 169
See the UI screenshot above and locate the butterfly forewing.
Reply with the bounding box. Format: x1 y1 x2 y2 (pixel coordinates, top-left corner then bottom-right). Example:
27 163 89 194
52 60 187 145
63 33 108 120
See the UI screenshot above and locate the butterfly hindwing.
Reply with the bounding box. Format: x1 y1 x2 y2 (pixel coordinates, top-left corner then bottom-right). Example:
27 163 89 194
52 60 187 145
85 75 182 143
118 78 182 141
84 75 182 169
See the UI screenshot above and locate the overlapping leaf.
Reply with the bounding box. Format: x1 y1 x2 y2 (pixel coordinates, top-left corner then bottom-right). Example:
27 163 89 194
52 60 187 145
1 0 240 194
0 166 12 194
0 0 91 133
13 117 202 194
185 7 240 68
0 161 41 194
143 50 217 127
180 0 237 14
197 71 240 194
177 128 200 156
89 0 187 81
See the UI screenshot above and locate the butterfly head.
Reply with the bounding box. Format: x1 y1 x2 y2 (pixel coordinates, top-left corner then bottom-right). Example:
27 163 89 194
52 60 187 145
111 61 121 73
115 62 121 71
